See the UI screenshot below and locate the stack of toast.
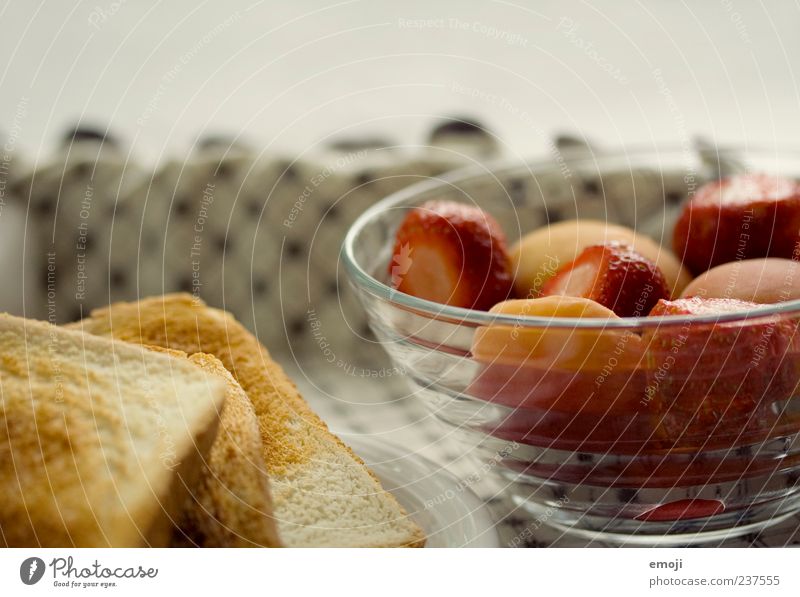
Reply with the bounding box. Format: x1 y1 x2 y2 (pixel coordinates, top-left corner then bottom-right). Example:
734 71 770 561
0 294 424 548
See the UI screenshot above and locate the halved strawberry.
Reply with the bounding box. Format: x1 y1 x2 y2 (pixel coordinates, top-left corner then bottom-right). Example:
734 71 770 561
635 499 725 522
540 242 670 317
645 297 799 442
388 200 513 310
673 173 800 274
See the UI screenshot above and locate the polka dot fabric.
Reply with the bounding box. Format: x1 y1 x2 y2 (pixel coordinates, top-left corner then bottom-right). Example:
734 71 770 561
5 129 796 546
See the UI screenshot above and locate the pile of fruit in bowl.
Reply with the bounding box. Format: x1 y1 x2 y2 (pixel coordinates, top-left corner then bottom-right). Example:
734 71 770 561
344 159 800 544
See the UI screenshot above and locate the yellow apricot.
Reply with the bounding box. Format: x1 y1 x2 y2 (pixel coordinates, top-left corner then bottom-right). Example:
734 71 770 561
472 296 644 370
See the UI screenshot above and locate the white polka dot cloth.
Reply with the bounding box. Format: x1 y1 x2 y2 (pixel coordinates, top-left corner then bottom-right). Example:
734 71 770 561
3 124 798 547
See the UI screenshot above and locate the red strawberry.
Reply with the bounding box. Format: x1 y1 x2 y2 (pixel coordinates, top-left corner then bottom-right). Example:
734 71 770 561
673 173 800 274
645 297 799 442
388 200 513 310
540 242 670 317
635 499 725 522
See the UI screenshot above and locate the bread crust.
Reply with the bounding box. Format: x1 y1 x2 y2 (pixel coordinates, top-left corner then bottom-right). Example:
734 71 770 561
183 351 282 547
0 313 225 547
69 294 425 548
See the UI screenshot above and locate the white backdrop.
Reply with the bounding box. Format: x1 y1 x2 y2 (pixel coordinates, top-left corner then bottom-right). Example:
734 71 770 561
1 0 798 163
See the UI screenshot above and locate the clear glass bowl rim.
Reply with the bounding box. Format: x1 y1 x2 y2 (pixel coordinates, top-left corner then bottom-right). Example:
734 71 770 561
341 146 800 330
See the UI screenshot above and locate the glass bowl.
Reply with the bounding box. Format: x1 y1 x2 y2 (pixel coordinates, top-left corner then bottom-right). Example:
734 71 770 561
342 148 800 545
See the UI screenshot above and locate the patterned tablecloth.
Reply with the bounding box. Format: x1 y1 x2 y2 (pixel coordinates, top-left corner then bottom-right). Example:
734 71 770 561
288 362 800 548
1 122 799 547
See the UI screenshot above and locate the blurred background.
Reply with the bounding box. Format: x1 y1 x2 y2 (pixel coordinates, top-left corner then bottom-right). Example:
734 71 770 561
1 0 799 546
1 0 798 161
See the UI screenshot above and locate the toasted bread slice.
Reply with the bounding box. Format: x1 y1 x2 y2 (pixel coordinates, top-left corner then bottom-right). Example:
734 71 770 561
0 313 226 547
147 347 281 547
68 294 426 547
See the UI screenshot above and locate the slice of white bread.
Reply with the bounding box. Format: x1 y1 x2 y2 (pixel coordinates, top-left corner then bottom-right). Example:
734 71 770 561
151 348 281 547
68 293 426 547
0 313 226 547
